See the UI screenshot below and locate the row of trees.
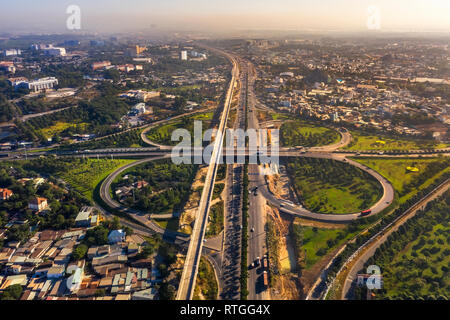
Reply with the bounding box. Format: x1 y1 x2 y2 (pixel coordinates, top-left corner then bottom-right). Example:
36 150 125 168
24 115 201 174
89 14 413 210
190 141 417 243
64 129 144 151
362 192 450 300
322 172 450 299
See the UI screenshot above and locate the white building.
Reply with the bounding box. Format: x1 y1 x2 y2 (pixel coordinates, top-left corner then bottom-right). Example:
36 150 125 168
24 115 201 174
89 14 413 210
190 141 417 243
2 49 22 57
66 267 83 293
108 230 126 244
44 47 66 57
25 77 59 92
75 206 95 227
181 50 188 61
7 77 28 87
131 103 147 115
28 197 49 212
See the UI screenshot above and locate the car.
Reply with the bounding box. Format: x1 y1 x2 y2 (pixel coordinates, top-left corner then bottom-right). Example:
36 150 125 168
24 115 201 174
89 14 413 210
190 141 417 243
255 257 260 266
280 204 285 207
251 227 255 232
249 262 255 269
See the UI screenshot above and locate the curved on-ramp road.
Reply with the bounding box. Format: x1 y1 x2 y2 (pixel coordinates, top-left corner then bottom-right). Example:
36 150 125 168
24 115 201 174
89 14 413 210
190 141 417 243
99 155 189 241
260 152 395 223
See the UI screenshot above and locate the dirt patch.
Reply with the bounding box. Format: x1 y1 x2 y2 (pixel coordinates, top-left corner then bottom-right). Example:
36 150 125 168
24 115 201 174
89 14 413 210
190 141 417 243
257 110 271 123
266 172 295 201
294 218 345 230
300 245 343 296
271 274 303 300
179 166 208 234
266 206 302 299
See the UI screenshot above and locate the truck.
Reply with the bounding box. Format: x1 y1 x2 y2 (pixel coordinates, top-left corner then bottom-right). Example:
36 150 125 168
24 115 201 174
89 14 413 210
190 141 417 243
262 256 268 269
360 209 372 217
263 271 269 287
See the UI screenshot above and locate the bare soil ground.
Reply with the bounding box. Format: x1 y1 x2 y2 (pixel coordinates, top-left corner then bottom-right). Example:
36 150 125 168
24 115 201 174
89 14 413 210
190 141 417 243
178 166 208 234
294 218 345 230
266 172 295 201
266 206 302 299
300 246 343 296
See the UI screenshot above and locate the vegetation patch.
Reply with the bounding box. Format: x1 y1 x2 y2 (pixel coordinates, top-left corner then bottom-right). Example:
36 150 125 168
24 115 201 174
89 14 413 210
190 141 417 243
356 191 450 300
206 201 224 237
291 221 365 270
281 120 340 147
345 131 448 151
40 121 88 139
353 157 450 204
146 112 213 146
286 157 382 214
212 183 225 200
59 158 134 201
112 159 196 216
193 257 218 300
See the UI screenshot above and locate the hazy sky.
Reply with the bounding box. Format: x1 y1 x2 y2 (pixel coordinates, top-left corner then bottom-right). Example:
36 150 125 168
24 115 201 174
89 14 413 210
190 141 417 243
1 0 449 34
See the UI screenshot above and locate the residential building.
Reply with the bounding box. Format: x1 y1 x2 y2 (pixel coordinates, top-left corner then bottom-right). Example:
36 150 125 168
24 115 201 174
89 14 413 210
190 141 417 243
75 206 95 227
108 230 126 244
2 49 22 57
0 61 15 73
16 77 59 93
0 188 13 201
91 61 111 71
43 47 66 57
66 267 83 293
28 197 49 212
131 103 147 115
47 266 65 279
7 77 28 87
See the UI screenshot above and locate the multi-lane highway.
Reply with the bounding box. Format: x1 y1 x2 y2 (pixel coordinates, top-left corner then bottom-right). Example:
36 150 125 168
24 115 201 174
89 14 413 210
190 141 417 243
244 60 270 299
1 47 448 302
220 62 246 300
176 48 239 300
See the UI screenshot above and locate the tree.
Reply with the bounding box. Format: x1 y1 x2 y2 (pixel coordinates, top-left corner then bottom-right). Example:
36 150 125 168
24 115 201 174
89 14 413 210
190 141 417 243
110 216 121 230
95 289 106 297
158 282 175 300
0 284 23 300
137 244 154 259
72 244 88 261
104 69 120 82
85 225 109 246
173 96 187 111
